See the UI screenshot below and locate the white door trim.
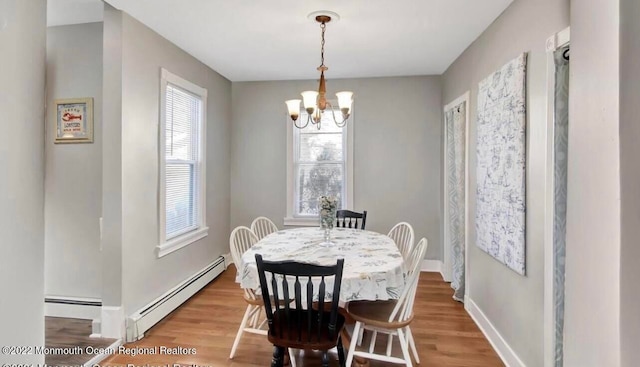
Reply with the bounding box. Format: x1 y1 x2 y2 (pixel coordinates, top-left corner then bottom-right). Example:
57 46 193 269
442 91 470 300
544 26 570 367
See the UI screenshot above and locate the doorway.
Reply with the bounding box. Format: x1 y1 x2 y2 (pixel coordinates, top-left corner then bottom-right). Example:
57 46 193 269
443 92 470 302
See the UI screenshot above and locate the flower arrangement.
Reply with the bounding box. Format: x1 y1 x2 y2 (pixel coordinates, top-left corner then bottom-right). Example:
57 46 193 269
319 196 338 230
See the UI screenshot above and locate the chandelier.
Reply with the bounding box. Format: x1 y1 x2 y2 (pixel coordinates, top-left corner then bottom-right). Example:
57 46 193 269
285 12 353 130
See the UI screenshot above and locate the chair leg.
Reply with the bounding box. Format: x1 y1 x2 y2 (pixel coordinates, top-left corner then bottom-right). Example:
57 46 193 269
386 334 393 356
287 348 297 367
346 321 362 367
407 326 420 364
357 327 364 346
229 304 253 359
321 351 329 367
397 327 413 367
337 336 346 367
250 307 259 328
369 330 378 353
272 346 285 367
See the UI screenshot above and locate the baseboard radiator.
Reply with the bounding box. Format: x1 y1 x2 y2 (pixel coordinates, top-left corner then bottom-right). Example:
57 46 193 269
126 256 226 342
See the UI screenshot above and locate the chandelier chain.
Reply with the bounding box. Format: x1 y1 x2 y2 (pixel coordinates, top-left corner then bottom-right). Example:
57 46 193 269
319 21 326 69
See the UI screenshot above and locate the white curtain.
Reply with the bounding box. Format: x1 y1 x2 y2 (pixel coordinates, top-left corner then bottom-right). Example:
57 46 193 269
446 102 466 302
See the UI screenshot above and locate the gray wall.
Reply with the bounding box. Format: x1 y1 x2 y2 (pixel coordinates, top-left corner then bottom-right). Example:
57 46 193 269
441 0 569 365
101 3 123 312
0 0 46 362
231 76 443 259
45 22 103 299
563 0 622 365
620 2 640 365
107 12 232 315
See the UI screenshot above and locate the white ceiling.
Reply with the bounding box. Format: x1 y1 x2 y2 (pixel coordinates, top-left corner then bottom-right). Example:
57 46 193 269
50 0 514 82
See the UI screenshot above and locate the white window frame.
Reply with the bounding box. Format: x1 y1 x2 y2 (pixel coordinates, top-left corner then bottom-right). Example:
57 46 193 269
157 68 208 257
284 103 354 226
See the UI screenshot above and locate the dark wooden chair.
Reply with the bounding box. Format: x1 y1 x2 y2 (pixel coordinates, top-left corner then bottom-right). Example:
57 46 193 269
255 254 346 367
336 210 367 229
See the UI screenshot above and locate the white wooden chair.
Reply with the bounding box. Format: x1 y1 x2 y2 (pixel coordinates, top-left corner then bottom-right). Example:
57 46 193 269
388 222 415 260
346 238 429 367
229 226 263 359
228 226 296 366
250 216 278 240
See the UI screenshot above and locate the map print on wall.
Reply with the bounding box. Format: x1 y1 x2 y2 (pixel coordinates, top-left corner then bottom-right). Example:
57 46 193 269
476 53 527 275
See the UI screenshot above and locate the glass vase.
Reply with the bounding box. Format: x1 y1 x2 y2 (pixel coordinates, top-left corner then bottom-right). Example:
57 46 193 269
319 196 337 245
323 227 332 244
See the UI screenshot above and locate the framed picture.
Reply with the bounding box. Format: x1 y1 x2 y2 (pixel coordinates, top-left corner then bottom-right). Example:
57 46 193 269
54 97 93 143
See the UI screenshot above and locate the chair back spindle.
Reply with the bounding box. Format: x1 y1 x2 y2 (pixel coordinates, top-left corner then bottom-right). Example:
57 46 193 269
388 222 415 260
251 216 279 240
336 210 367 230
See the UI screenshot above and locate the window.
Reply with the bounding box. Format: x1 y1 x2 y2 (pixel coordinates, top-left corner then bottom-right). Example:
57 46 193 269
285 105 354 226
158 69 208 257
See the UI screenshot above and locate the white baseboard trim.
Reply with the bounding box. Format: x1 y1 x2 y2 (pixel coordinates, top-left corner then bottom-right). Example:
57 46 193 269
465 296 526 367
126 256 225 342
421 259 443 273
222 252 232 267
101 306 125 339
83 339 122 367
44 296 101 320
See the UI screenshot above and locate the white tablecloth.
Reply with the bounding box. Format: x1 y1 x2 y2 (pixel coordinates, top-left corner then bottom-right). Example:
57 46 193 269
238 227 406 302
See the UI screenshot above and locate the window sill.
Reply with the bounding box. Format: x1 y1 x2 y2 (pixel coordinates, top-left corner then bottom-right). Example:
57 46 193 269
283 217 320 227
156 227 209 258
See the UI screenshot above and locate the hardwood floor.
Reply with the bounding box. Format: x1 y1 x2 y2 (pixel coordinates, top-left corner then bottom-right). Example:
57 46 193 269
103 266 503 366
45 317 117 366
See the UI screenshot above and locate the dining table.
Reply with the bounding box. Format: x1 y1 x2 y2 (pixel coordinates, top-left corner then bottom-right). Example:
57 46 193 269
238 227 406 301
237 226 407 367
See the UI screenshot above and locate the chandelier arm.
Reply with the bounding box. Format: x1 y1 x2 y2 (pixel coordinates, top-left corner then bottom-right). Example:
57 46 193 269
326 102 349 128
293 114 310 129
310 111 322 130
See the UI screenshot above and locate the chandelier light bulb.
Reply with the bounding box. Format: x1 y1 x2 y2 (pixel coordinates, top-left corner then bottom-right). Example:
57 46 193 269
336 91 353 114
301 91 319 114
285 99 301 121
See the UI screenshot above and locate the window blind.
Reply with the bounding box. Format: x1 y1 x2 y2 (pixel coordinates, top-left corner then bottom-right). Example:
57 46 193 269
164 83 202 239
